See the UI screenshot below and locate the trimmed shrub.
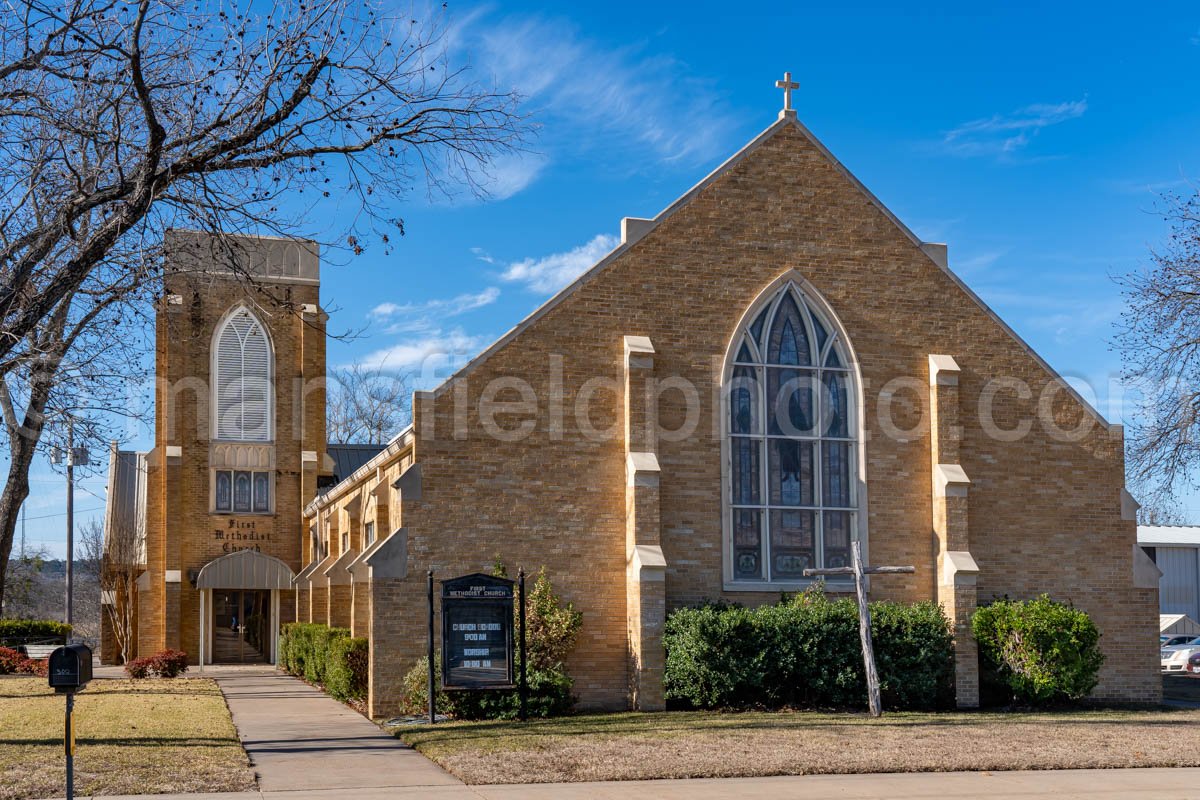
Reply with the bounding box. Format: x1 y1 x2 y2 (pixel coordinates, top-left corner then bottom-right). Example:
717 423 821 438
663 589 954 710
278 623 354 691
0 619 71 643
972 595 1104 706
125 649 189 679
0 646 26 674
327 637 369 703
0 646 49 676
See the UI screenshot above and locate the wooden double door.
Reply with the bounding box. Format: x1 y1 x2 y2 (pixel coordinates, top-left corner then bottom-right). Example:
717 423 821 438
212 589 270 663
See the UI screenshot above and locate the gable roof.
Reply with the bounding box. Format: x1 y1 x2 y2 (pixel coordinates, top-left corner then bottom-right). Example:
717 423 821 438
416 113 1111 430
326 443 387 483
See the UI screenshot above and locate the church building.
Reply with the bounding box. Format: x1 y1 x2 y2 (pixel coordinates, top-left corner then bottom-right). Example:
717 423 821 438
105 85 1161 718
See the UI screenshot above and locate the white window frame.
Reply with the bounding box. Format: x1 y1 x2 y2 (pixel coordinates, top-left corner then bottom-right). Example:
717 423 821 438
721 274 869 592
211 305 275 443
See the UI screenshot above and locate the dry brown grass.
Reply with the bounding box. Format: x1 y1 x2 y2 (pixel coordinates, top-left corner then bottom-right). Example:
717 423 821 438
395 707 1200 784
0 676 255 800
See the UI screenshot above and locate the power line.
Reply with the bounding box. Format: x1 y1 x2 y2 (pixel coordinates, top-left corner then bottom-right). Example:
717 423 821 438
20 506 103 522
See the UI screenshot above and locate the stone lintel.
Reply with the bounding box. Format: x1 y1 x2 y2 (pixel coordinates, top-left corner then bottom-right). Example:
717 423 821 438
302 450 318 469
942 550 980 586
1121 488 1141 522
627 451 661 487
921 242 949 269
392 462 422 501
1133 543 1163 589
165 445 182 463
307 554 336 588
630 544 668 581
323 548 358 586
928 353 961 385
364 528 407 580
934 463 970 497
349 531 391 581
624 334 655 369
621 218 655 247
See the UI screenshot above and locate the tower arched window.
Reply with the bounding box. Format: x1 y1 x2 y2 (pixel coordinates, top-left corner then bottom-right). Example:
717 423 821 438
213 307 273 442
724 281 860 586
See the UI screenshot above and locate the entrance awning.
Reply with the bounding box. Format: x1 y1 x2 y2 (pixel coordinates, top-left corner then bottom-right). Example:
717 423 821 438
195 550 295 590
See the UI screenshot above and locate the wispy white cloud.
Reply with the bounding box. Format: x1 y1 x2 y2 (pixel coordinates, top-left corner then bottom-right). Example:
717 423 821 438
1104 176 1191 196
501 233 620 294
937 99 1087 160
453 12 737 167
470 247 497 265
358 328 489 375
369 287 500 333
954 249 1007 276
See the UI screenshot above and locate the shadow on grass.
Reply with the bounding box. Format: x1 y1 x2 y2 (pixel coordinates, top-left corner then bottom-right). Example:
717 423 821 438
0 736 243 747
398 707 1198 748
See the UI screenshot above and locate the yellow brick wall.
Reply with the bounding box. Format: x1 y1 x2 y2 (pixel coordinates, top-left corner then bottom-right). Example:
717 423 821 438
138 237 325 663
366 121 1158 713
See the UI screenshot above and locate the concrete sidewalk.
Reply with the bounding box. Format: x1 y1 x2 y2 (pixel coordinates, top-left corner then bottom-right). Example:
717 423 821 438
213 669 459 791
53 767 1200 799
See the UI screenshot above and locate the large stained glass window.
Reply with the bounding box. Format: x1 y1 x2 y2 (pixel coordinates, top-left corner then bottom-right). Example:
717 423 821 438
727 283 856 584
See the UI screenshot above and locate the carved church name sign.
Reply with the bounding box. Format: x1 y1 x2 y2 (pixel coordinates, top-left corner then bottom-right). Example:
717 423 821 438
212 519 275 554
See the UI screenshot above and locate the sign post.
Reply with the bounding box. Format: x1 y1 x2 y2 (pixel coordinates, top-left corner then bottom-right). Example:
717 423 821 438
49 643 92 800
804 541 914 717
427 570 435 725
517 568 527 722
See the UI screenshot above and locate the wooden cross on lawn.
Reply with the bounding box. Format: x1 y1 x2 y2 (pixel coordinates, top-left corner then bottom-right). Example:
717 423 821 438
804 541 914 717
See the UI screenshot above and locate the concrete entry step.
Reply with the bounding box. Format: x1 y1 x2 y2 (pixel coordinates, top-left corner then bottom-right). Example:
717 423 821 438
214 669 460 791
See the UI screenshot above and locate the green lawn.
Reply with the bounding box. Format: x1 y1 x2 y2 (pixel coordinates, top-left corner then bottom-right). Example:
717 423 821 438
0 677 255 800
394 707 1200 784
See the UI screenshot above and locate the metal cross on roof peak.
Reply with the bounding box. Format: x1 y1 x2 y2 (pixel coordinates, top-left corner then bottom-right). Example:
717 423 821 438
775 71 799 117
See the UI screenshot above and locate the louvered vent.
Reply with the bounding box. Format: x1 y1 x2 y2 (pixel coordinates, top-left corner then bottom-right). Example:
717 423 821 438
214 308 272 441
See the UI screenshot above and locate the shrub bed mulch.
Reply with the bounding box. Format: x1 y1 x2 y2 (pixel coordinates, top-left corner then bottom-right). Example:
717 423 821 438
395 707 1200 785
0 677 255 800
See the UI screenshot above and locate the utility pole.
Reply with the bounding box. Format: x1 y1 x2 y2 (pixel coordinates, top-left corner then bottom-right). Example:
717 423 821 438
65 420 74 629
52 419 87 632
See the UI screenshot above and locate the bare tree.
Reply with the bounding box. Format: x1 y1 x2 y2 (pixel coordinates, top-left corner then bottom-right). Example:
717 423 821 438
91 512 142 665
0 0 524 605
74 518 103 644
326 362 411 444
1 542 52 618
1118 190 1200 517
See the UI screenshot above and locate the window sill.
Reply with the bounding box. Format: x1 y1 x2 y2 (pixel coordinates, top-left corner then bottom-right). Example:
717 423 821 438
210 511 276 516
723 579 854 593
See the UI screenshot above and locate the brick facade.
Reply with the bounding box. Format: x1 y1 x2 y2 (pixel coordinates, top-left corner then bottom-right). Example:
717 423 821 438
302 115 1159 718
133 231 326 664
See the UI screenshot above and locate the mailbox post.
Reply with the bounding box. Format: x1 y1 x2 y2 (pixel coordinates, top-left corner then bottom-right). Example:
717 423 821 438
49 643 92 800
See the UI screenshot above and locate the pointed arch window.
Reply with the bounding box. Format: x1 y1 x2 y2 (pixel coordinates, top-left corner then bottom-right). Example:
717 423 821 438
213 307 273 442
725 282 858 585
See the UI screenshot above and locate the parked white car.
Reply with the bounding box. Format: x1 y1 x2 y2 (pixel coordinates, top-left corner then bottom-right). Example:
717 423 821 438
1161 636 1200 673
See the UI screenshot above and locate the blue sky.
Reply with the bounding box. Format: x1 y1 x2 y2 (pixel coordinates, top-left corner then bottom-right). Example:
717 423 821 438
20 1 1200 557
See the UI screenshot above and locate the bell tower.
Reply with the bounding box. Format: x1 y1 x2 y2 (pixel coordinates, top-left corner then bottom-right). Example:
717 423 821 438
139 230 326 664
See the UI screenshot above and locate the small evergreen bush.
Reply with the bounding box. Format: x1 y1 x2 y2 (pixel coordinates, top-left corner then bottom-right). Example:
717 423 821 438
972 595 1104 706
663 588 954 710
327 637 369 703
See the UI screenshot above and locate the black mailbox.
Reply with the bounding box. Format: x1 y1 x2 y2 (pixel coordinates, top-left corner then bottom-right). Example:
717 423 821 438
48 644 92 692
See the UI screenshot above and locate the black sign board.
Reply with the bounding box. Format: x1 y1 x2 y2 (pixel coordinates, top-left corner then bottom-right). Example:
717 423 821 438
441 573 514 689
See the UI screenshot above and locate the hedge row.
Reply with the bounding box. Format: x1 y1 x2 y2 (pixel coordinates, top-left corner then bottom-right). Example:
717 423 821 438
0 619 72 642
663 592 955 710
278 623 368 703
